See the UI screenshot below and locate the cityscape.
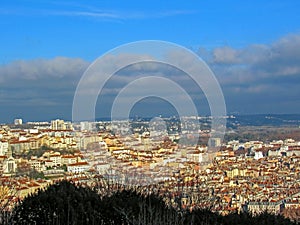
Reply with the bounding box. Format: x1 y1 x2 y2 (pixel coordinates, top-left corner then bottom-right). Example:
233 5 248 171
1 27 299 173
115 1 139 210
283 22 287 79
0 116 300 223
1 0 300 224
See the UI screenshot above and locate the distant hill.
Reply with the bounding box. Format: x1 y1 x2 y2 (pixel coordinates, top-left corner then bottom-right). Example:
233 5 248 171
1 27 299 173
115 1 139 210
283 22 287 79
228 114 300 127
97 114 300 127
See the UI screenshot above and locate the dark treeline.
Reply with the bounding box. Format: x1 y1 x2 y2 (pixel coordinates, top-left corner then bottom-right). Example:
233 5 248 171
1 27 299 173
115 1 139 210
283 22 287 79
3 180 296 225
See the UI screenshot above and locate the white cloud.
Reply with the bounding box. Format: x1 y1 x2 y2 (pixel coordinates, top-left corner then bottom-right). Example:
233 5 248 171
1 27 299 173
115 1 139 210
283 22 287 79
0 57 88 81
212 46 240 64
0 4 194 22
210 33 300 85
0 57 89 109
1 33 300 119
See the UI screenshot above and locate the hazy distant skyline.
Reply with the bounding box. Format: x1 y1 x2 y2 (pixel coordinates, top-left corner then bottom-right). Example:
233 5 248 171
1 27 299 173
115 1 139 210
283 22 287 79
1 0 300 123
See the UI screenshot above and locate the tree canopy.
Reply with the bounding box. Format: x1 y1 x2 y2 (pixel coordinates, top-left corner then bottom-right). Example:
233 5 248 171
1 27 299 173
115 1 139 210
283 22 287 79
6 180 296 225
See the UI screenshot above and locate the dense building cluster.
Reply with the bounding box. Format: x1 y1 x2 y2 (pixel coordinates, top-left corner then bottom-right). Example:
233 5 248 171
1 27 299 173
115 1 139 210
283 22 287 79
0 118 300 222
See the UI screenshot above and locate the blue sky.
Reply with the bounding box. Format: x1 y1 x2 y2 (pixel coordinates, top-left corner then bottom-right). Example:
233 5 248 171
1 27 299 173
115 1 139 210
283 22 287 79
1 0 299 62
1 0 300 122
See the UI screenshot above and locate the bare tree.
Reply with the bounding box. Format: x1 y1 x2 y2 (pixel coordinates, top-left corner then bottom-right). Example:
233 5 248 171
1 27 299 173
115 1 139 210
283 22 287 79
0 178 18 225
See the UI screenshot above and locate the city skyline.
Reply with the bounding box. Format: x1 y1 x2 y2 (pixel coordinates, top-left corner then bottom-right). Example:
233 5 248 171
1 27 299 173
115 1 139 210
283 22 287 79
1 0 300 122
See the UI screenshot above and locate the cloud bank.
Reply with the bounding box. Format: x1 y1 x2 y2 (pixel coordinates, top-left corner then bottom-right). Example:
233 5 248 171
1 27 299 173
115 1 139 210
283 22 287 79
0 33 300 122
206 34 300 113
